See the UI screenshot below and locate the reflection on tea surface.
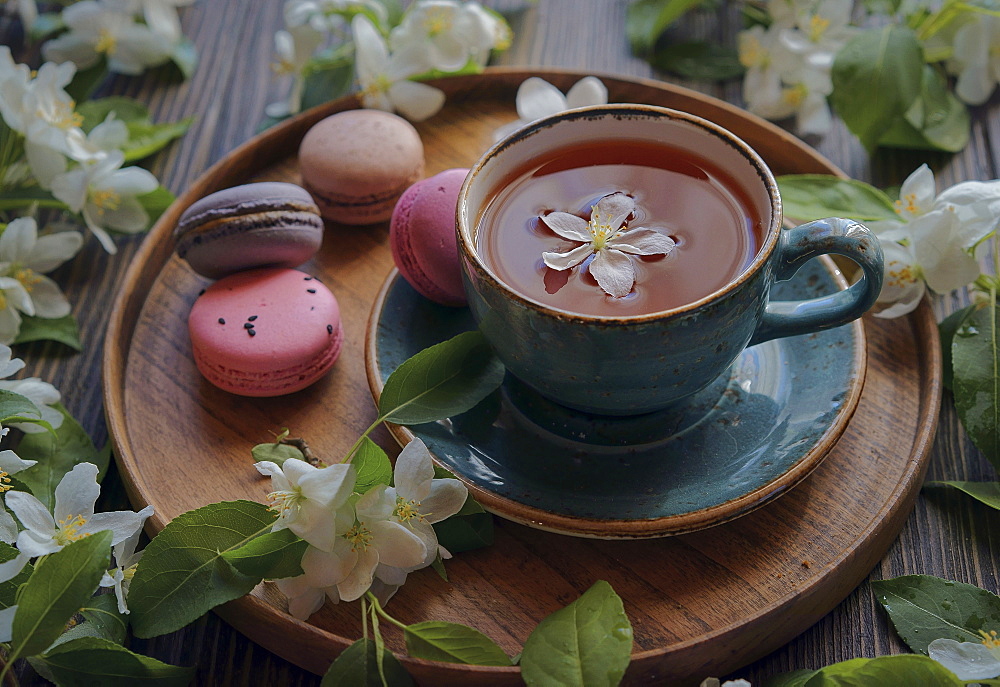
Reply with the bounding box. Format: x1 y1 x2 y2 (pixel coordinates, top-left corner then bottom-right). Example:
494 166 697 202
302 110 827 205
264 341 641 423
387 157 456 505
476 140 764 316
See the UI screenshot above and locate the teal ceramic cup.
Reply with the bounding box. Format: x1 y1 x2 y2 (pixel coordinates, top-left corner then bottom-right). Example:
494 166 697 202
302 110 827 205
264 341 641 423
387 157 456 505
456 105 883 416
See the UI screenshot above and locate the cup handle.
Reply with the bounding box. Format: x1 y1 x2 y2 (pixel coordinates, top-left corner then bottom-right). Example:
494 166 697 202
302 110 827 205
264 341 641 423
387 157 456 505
749 217 884 347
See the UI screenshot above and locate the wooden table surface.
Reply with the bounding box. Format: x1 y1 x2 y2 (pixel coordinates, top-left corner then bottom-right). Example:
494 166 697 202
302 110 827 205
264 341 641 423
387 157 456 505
4 1 999 684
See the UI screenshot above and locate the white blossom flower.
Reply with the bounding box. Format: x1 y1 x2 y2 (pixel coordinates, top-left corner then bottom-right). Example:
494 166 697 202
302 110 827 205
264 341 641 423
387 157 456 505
389 0 500 72
0 430 37 544
16 0 39 31
929 632 1000 680
541 192 676 298
136 0 195 43
50 150 159 254
738 24 798 122
0 217 81 323
776 65 834 136
98 508 154 614
948 14 1000 106
700 679 752 687
6 462 153 558
266 25 324 118
493 76 608 142
0 49 32 132
275 572 338 620
42 1 174 76
255 458 356 552
0 541 30 642
285 0 388 32
778 0 856 71
0 341 66 433
352 14 446 122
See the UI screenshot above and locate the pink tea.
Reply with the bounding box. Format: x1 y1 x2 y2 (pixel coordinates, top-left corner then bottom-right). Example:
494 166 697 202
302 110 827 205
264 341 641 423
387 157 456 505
475 140 765 317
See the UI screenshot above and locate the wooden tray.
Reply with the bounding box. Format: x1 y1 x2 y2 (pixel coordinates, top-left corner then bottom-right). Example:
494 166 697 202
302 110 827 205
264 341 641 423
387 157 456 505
103 69 942 685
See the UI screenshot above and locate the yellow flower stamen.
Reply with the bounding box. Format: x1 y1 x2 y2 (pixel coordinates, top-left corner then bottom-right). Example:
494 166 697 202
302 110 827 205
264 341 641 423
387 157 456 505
393 496 424 523
589 206 619 251
37 99 83 130
360 74 393 99
894 193 920 215
270 59 295 76
739 37 767 68
807 15 831 42
266 487 302 516
885 262 918 288
423 6 453 36
14 266 42 293
0 292 8 311
782 84 807 108
343 524 373 552
95 29 117 55
982 630 1000 648
0 469 12 493
123 563 139 582
91 189 122 215
55 514 90 545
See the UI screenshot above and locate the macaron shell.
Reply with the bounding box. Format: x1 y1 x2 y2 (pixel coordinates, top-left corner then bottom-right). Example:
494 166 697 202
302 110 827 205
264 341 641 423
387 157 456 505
188 268 342 397
175 182 323 279
299 110 425 225
390 168 468 307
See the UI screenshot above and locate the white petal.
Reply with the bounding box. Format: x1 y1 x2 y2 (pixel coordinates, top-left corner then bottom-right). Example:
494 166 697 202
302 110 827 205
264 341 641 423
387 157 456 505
0 606 16 642
16 528 60 557
515 77 567 122
84 213 119 254
337 547 379 602
928 638 1000 681
909 211 981 293
394 438 434 503
610 228 675 255
6 490 54 535
352 15 389 83
24 276 72 318
420 479 467 524
0 345 23 378
590 249 635 298
50 168 89 213
88 117 129 152
0 308 21 345
275 575 327 620
298 463 356 509
287 501 339 552
0 218 36 263
301 545 351 588
370 520 426 568
0 450 36 475
388 80 446 122
0 510 18 545
54 462 101 523
0 552 26 584
374 563 408 586
255 460 291 492
356 485 395 522
90 196 149 234
28 231 84 273
898 164 936 216
593 192 634 231
107 166 159 196
542 244 593 271
85 507 152 546
540 212 591 242
565 77 608 109
24 141 67 188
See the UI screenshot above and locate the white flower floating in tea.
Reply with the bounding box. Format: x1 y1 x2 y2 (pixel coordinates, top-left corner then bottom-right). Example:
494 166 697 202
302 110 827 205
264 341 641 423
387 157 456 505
540 192 676 298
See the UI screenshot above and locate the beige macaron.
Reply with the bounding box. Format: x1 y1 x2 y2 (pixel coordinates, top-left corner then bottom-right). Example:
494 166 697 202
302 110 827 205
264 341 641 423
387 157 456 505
298 110 425 225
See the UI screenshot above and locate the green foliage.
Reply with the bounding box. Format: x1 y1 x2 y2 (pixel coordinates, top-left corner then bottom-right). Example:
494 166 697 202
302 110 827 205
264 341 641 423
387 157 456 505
27 12 65 42
872 574 1000 654
404 621 511 666
34 636 195 686
65 59 108 103
830 26 924 152
0 388 45 427
939 305 975 390
9 531 112 663
952 300 1000 471
55 593 129 647
926 481 1000 510
170 38 199 80
878 65 970 152
321 638 414 687
14 314 83 351
137 186 177 228
222 527 308 580
0 188 69 213
379 330 505 425
0 541 32 610
432 494 494 554
776 175 899 222
520 580 633 687
353 437 393 494
128 500 280 638
649 41 744 80
301 55 356 112
251 441 305 467
768 654 963 686
17 403 105 509
626 0 707 54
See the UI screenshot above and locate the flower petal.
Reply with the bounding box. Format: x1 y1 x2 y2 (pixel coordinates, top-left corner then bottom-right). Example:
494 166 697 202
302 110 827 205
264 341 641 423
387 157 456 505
28 231 84 273
420 479 468 524
16 528 60 557
565 77 608 109
53 462 101 523
86 505 153 547
927 638 1000 681
301 545 352 588
387 80 446 122
356 485 395 522
0 605 16 642
370 520 426 568
594 192 634 231
909 210 981 293
337 547 379 602
542 244 593 271
394 438 435 503
0 449 36 475
515 77 567 122
0 217 35 263
297 462 356 509
540 212 591 241
25 276 72 318
590 249 635 298
897 164 936 218
611 227 675 255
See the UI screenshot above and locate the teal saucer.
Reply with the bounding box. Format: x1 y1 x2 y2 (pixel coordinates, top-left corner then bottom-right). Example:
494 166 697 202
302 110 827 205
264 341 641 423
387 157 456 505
366 257 865 539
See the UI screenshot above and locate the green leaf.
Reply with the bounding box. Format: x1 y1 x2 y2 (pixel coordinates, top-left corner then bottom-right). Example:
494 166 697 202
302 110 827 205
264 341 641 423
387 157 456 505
0 388 42 425
137 186 177 227
17 404 102 510
432 495 494 554
764 669 818 687
122 118 193 163
353 438 393 494
776 175 899 222
128 500 279 638
379 330 505 425
301 59 356 112
251 442 305 467
321 638 414 687
872 574 1000 654
222 527 307 580
926 481 1000 510
170 38 198 80
939 305 975 390
520 580 633 687
877 65 970 152
430 554 448 582
0 541 32 610
54 593 129 647
65 58 108 103
626 0 706 54
404 621 511 666
649 41 744 81
795 654 963 685
830 26 924 152
77 97 151 130
10 531 112 662
952 301 1000 470
14 313 83 351
0 188 70 213
28 12 65 42
35 636 194 686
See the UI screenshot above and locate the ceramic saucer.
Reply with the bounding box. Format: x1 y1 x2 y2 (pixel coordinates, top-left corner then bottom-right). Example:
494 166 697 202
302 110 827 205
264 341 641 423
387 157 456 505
365 257 866 539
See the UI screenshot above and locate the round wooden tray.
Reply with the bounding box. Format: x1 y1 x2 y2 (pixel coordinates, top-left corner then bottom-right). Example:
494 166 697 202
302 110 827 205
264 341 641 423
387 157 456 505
103 69 941 685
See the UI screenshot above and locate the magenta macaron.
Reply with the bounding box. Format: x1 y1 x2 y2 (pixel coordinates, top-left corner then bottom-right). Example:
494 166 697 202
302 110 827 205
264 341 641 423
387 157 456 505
174 182 323 279
390 168 469 307
188 267 343 396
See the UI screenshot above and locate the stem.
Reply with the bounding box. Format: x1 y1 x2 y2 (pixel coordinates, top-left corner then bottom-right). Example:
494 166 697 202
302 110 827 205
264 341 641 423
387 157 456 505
341 416 385 464
365 591 408 631
278 437 323 467
361 597 368 641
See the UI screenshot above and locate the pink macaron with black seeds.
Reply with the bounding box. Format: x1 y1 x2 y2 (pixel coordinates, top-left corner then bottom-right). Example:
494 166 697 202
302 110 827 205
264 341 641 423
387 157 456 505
188 267 343 396
390 168 469 307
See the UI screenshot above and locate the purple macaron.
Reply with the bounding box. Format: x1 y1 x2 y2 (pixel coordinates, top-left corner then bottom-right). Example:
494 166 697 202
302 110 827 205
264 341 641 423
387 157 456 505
390 169 469 307
174 182 324 279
